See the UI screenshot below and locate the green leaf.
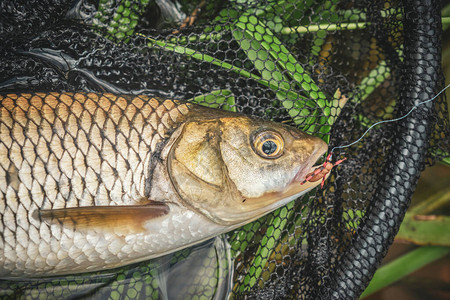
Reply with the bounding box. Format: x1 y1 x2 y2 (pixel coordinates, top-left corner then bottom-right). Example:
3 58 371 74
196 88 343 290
137 34 304 103
95 0 150 41
395 187 450 246
189 90 237 112
360 246 450 298
443 3 450 30
239 201 296 292
235 16 325 99
441 157 450 166
349 60 391 104
232 22 291 90
433 149 450 166
409 187 450 215
232 13 333 134
396 214 450 246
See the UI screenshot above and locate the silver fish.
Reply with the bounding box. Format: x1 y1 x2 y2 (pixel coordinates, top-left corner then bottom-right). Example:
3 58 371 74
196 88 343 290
0 92 327 277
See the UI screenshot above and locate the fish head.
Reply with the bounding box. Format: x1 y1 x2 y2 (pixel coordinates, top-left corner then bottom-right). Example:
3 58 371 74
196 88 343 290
168 112 328 226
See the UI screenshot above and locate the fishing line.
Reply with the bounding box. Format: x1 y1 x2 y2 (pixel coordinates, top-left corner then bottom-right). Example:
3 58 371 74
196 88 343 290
329 82 450 158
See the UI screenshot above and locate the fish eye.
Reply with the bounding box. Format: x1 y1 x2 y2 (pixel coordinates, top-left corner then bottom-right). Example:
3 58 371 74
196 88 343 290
252 130 284 159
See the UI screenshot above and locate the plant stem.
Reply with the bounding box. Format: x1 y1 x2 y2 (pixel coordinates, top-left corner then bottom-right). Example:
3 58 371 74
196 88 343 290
168 32 224 44
281 22 369 34
339 8 402 21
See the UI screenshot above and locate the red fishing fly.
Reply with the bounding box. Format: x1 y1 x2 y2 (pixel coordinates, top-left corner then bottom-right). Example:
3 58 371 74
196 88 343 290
300 153 346 189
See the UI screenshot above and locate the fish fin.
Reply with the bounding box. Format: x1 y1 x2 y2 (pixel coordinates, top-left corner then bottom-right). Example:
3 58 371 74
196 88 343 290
38 201 170 234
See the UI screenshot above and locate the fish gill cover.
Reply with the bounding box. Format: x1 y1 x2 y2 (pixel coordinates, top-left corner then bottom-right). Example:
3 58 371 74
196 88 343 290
0 0 448 299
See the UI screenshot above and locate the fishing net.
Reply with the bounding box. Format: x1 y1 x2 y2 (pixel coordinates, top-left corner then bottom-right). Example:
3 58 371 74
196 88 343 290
0 0 448 299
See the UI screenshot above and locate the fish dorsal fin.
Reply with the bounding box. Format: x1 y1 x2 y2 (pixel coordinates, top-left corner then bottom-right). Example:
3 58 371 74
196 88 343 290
38 200 170 235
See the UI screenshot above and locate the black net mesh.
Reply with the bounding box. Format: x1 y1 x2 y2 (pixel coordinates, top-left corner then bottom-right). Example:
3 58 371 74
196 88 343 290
0 0 448 299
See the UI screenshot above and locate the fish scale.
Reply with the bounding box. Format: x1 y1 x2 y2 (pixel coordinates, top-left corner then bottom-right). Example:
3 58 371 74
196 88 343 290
0 92 327 277
0 92 191 276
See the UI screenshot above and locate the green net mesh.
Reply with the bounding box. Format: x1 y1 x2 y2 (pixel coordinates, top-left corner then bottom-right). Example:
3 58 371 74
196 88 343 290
0 0 448 299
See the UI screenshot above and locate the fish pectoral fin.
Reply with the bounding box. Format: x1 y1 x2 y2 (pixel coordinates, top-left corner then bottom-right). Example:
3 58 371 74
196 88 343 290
38 201 170 234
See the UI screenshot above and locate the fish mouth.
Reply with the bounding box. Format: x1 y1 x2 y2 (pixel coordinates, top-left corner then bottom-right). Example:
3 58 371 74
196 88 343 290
256 144 329 206
292 142 328 185
239 142 328 212
226 143 328 227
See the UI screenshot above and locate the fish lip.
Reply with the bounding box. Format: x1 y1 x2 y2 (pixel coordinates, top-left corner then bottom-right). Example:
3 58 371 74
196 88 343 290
293 142 328 183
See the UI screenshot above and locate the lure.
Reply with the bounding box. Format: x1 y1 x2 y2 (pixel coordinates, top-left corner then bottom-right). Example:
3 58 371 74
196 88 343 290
300 153 346 188
302 82 450 188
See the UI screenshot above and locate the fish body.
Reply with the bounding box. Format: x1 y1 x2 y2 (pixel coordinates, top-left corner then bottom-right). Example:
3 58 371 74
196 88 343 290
0 92 327 277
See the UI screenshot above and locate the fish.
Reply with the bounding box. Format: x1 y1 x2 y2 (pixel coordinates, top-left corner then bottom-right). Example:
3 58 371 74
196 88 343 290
0 92 328 277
